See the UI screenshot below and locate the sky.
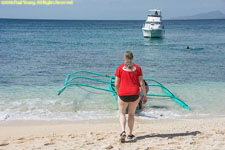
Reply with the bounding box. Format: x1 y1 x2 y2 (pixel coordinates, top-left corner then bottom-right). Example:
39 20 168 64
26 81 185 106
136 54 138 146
0 0 224 20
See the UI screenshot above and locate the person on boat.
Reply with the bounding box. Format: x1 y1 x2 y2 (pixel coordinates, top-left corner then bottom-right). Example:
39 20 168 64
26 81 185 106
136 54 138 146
115 51 147 142
138 80 149 110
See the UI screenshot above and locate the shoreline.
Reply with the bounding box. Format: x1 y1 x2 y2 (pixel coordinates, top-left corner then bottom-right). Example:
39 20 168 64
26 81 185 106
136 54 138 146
1 117 225 149
1 114 225 124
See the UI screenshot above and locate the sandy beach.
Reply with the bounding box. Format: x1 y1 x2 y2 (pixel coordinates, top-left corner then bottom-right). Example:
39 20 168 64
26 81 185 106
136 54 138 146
0 117 225 150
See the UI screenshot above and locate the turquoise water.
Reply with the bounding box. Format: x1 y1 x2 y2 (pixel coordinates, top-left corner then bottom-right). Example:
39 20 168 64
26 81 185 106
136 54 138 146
0 19 225 120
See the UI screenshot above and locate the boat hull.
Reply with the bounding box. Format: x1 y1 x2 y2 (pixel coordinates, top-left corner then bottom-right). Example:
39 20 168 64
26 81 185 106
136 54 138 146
142 28 165 38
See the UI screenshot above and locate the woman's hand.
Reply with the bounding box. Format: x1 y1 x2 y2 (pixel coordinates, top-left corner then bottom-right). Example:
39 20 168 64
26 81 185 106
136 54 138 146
142 95 147 104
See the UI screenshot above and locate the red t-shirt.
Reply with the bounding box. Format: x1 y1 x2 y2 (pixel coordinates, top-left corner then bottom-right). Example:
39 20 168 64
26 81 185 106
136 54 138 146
115 64 143 96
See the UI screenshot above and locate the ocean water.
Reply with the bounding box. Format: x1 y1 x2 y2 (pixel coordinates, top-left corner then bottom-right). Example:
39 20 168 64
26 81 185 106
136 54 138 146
0 19 225 120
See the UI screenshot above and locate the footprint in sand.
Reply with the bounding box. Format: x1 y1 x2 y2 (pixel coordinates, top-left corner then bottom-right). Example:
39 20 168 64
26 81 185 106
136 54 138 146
157 144 166 146
190 141 197 145
178 137 184 140
216 131 225 135
17 137 25 140
17 141 25 144
218 143 225 146
50 138 56 142
199 136 206 139
144 147 156 150
28 137 36 141
44 142 55 146
97 137 104 141
17 137 26 144
0 143 9 146
86 142 94 145
103 144 113 149
35 147 42 150
96 133 101 136
168 142 179 145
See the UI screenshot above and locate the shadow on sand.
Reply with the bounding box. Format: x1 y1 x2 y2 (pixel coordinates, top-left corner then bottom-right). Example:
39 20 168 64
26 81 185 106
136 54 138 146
124 131 201 143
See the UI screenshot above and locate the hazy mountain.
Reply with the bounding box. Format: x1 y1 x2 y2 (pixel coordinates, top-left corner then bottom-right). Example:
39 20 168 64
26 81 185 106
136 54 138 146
170 10 225 20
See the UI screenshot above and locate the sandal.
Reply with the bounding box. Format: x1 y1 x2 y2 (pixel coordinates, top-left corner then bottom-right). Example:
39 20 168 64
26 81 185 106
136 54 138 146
127 134 135 140
120 131 126 142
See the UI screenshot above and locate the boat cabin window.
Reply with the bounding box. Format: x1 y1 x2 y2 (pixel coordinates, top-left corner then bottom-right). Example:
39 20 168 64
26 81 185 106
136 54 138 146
148 14 161 17
146 21 161 24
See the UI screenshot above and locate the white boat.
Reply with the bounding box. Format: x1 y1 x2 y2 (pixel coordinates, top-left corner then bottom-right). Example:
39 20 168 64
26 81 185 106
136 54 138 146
142 9 165 38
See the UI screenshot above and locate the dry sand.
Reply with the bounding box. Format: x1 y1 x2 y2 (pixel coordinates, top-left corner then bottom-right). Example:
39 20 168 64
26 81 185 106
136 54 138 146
0 117 225 150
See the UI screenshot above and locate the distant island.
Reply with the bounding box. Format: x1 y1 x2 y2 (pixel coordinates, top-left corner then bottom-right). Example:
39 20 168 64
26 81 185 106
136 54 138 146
170 10 225 20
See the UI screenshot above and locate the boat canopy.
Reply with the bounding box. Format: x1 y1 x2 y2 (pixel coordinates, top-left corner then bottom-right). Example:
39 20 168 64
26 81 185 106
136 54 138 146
148 9 161 17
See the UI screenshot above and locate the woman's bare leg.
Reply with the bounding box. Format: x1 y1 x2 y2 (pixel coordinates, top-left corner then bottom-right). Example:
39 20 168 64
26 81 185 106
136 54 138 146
118 97 128 132
128 97 140 135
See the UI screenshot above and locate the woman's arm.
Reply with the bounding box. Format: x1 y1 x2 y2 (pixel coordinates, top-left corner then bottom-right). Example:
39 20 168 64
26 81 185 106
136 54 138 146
138 76 147 104
115 77 120 96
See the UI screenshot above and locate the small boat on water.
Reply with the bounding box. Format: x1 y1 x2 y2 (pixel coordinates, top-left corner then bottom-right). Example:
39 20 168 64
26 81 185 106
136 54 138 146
57 69 190 111
142 9 165 38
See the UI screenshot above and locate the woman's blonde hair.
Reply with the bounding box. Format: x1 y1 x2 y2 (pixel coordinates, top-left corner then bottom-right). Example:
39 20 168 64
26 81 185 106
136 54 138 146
124 51 134 71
